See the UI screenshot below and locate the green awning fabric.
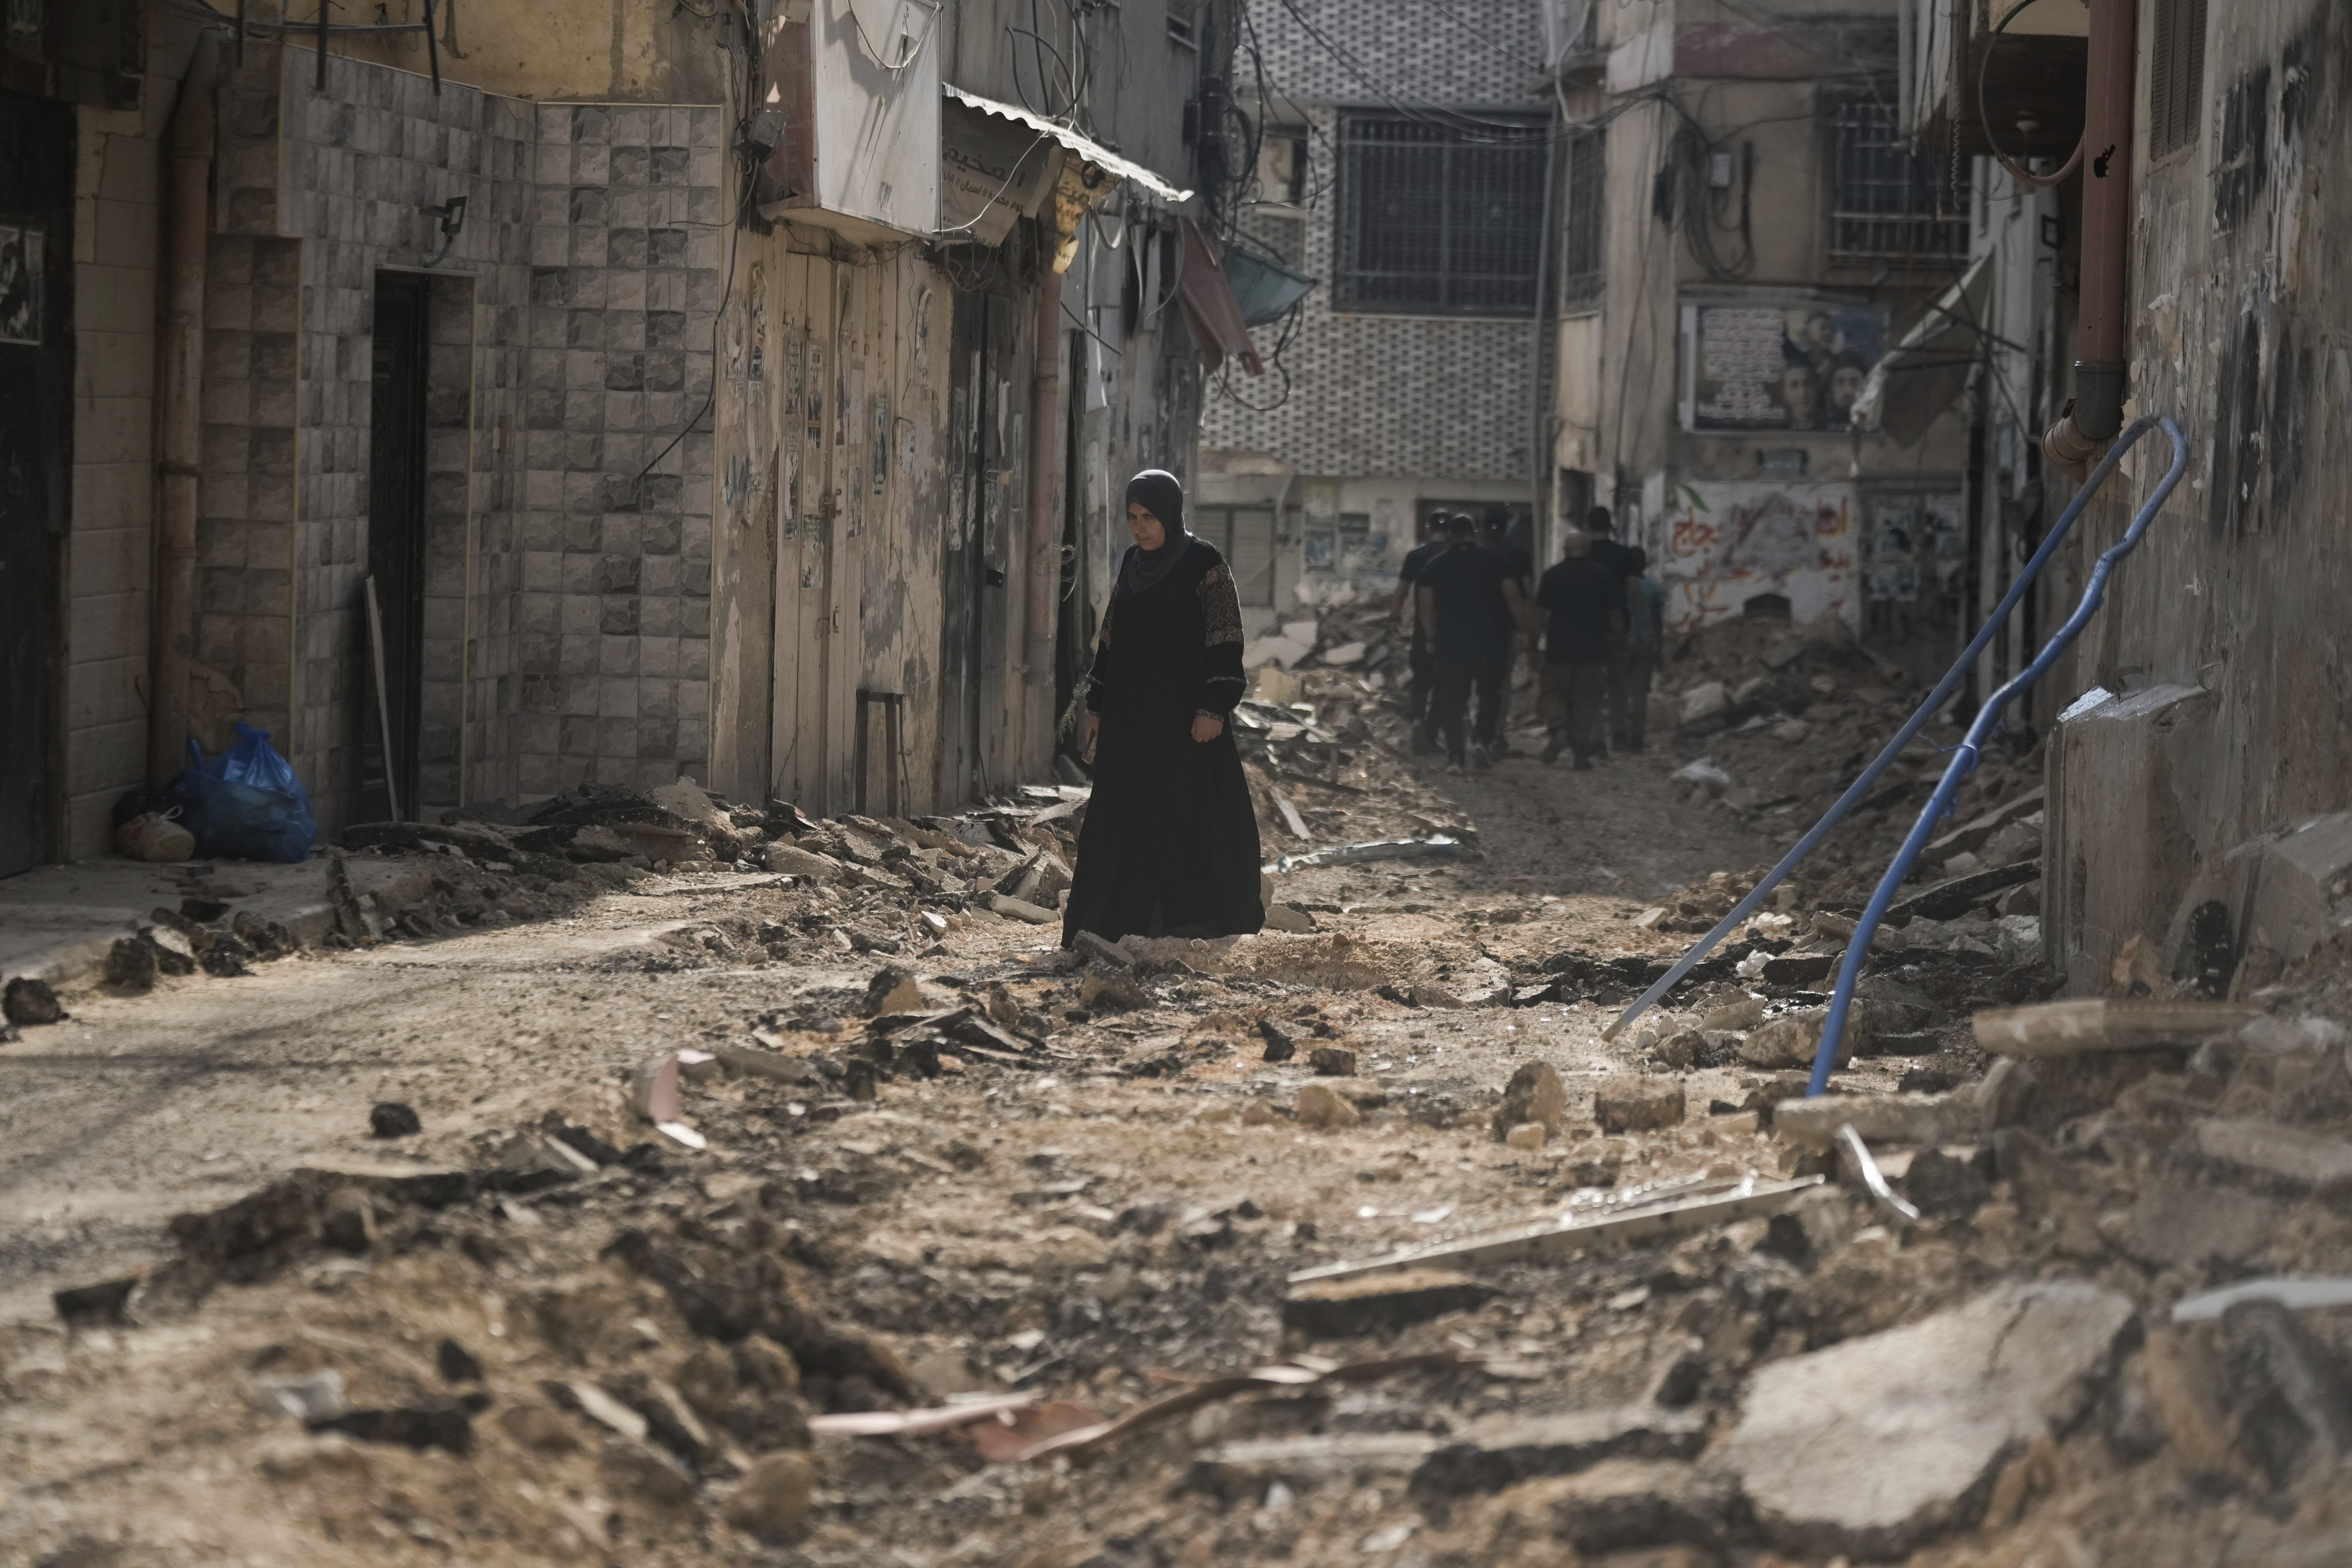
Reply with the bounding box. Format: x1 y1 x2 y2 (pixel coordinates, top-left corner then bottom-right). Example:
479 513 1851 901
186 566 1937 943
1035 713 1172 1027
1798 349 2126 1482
1221 246 1316 327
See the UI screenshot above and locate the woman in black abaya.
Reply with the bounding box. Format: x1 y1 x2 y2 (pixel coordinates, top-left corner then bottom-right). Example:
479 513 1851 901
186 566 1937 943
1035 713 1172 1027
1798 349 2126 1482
1062 470 1265 946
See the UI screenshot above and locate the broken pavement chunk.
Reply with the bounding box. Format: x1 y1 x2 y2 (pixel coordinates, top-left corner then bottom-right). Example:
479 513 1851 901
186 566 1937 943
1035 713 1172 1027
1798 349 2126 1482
1295 1083 1361 1131
988 891 1058 924
1971 998 2259 1057
1594 1083 1684 1135
1261 904 1317 933
2 975 65 1026
1489 1061 1567 1142
1282 1268 1498 1338
1719 1279 2133 1558
1409 1407 1707 1501
1772 1092 1979 1152
763 844 843 880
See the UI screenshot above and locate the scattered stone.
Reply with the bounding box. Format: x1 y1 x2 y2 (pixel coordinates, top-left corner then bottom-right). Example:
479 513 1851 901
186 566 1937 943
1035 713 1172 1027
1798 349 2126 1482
1887 859 2040 922
104 936 159 992
437 1338 483 1383
1308 1044 1357 1076
369 1102 423 1139
144 924 198 975
1653 1029 1704 1070
309 1406 472 1454
1739 1006 1860 1070
1259 1018 1298 1062
1762 952 1837 986
1679 682 1730 727
1262 903 1317 933
1770 719 1812 744
1079 970 1148 1011
1772 1091 1977 1152
1410 983 1463 1009
1901 1148 1992 1220
2219 1298 2352 1487
1720 1279 2135 1557
498 1402 581 1454
1698 997 1766 1033
1489 1060 1567 1141
1504 1122 1548 1151
1410 1408 1708 1500
726 1449 818 1537
862 965 924 1018
1595 1083 1684 1134
1544 1459 1737 1554
1241 1098 1287 1127
3 975 64 1026
988 892 1058 924
2109 1184 2277 1269
763 843 842 880
2189 1118 2352 1194
1282 1267 1498 1338
1295 1083 1361 1131
1073 930 1133 968
52 1276 139 1326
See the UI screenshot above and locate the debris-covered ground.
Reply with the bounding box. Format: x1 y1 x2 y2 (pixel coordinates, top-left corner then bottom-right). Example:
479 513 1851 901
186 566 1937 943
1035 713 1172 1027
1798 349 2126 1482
5 616 2351 1568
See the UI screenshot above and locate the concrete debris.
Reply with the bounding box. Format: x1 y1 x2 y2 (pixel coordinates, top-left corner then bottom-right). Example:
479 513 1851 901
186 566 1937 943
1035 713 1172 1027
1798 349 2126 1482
1772 1090 1981 1151
1489 1061 1566 1141
988 891 1058 924
1282 1267 1498 1337
4 975 65 1025
1540 1459 1739 1555
368 1101 422 1138
1290 1177 1824 1283
1261 903 1317 933
1972 997 2260 1056
1720 1279 2135 1557
1409 1408 1709 1500
2187 1119 2352 1193
1307 1044 1357 1076
1593 1082 1685 1134
1294 1083 1360 1131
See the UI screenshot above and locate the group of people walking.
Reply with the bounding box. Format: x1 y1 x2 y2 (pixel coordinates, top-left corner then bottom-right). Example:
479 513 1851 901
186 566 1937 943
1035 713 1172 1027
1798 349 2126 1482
1396 504 1663 771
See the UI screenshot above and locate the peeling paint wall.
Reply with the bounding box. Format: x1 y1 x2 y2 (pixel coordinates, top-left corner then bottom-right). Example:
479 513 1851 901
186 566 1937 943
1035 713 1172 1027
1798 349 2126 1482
2047 0 2352 984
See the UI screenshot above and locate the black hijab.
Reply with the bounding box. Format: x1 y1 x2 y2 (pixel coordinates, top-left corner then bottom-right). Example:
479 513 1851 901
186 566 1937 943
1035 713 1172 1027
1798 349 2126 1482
1120 469 1190 595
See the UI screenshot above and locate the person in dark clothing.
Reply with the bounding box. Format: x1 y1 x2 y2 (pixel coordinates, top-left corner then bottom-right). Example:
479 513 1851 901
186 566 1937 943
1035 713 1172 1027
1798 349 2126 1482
1416 514 1531 772
1063 470 1265 946
1621 545 1665 753
1534 532 1622 767
1392 514 1450 753
1583 506 1645 754
1478 505 1534 752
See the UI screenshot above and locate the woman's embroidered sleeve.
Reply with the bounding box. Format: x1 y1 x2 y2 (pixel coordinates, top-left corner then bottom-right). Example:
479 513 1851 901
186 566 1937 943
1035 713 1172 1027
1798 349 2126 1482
1198 564 1245 717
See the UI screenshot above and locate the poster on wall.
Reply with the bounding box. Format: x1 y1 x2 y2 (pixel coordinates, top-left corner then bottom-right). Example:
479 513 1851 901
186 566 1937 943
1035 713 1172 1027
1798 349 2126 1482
1680 300 1887 433
0 220 44 345
1656 479 1860 633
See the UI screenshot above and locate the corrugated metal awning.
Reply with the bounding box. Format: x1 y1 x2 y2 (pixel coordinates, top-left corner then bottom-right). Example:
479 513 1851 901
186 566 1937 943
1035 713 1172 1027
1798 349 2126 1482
942 83 1193 204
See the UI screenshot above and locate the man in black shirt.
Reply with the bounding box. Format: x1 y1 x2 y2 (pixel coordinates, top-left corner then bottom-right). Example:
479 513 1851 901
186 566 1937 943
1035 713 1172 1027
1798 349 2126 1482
1533 531 1622 768
1392 514 1451 753
1416 514 1531 771
1478 505 1534 753
1583 506 1645 753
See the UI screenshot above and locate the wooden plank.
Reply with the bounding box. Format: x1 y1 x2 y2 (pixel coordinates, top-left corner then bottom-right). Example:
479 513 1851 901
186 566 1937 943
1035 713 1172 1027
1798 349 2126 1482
1970 998 2260 1057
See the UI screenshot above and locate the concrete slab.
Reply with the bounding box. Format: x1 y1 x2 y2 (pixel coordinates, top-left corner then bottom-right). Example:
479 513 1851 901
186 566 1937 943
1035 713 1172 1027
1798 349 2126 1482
0 855 437 988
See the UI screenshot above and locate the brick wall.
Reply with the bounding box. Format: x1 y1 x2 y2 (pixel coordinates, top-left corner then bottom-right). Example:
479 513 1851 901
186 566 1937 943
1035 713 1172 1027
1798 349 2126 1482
1200 0 1547 485
200 47 725 829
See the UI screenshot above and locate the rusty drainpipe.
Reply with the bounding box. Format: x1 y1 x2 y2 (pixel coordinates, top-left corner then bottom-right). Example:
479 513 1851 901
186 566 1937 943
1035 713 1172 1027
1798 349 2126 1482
150 37 222 786
1024 253 1066 755
2040 0 2135 473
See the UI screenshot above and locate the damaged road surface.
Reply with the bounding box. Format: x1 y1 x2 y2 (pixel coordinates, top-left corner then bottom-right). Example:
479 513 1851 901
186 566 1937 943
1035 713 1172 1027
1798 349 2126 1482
6 629 2352 1568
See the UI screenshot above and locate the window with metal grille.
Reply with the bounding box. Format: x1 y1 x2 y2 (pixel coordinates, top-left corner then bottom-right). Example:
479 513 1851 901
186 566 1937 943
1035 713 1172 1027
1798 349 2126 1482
1563 126 1605 309
1334 113 1548 315
2150 0 2208 158
1830 102 1968 263
1194 506 1277 606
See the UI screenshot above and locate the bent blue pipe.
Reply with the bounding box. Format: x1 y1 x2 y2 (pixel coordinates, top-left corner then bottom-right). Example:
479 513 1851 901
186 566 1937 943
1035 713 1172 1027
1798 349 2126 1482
1806 414 2190 1094
1603 413 2186 1043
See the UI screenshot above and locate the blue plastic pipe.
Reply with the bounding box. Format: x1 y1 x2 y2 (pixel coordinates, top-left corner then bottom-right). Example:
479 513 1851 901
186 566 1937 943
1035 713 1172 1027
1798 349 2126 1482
1806 414 2190 1094
1603 413 2187 1044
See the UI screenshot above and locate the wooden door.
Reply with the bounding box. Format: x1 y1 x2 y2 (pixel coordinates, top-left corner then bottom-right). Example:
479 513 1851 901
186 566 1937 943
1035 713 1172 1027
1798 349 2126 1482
770 253 839 812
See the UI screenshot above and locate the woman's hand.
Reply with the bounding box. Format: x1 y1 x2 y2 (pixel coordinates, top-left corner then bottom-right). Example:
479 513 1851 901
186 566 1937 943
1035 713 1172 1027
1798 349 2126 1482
1191 713 1224 743
1083 713 1100 756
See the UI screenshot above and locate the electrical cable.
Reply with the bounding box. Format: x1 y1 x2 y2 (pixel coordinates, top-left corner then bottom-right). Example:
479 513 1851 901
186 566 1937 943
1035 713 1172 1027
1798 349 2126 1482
1977 0 2086 188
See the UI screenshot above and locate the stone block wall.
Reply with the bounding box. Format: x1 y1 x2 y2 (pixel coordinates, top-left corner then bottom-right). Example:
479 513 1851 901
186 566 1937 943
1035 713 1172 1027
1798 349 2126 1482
197 44 725 828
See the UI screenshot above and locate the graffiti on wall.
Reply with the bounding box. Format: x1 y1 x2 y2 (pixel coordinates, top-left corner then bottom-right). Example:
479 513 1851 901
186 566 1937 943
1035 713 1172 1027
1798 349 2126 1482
1658 480 1859 632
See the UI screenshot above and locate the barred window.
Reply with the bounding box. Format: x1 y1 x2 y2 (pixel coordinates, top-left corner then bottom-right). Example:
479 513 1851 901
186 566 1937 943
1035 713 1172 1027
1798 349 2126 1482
1563 126 1605 309
1194 506 1276 606
2150 0 2208 158
1831 102 1968 263
1334 113 1547 316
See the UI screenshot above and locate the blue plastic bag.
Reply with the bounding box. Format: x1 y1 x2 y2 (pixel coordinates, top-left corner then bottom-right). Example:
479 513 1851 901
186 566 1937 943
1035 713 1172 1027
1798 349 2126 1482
168 722 318 863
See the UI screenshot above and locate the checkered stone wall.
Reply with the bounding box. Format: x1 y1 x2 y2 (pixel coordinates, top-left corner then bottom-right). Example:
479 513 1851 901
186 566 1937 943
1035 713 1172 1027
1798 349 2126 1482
201 44 725 828
1202 0 1546 485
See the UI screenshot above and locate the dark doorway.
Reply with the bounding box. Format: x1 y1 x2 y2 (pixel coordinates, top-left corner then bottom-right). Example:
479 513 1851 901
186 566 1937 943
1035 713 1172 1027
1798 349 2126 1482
939 290 1023 805
0 93 75 877
358 273 430 824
